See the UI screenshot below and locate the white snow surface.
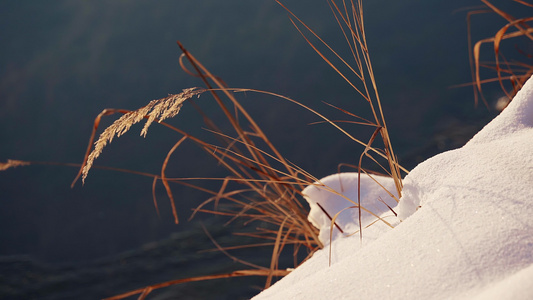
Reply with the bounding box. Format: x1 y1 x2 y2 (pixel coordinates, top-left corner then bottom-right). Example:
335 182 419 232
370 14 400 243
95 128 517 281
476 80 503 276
253 76 533 300
303 172 399 246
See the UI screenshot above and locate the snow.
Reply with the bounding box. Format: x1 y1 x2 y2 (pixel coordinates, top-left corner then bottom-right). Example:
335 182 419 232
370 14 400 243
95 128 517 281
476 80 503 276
303 172 399 246
253 76 533 300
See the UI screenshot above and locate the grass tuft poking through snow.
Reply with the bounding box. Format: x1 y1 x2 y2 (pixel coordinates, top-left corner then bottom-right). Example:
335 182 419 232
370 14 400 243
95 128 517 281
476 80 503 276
253 76 533 300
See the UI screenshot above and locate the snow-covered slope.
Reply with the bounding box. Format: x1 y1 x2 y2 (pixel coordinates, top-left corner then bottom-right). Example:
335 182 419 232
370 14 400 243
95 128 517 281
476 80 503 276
253 76 533 300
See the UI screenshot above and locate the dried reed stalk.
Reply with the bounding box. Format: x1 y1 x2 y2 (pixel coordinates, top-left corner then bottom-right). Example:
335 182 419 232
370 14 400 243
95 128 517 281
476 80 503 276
468 0 533 107
103 269 291 300
277 0 406 237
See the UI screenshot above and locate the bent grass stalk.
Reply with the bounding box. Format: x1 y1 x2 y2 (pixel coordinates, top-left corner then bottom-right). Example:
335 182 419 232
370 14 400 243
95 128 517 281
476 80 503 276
467 0 533 107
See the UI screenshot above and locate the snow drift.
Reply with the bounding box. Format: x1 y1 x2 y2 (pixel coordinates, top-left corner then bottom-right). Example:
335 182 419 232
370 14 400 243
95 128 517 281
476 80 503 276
253 76 533 300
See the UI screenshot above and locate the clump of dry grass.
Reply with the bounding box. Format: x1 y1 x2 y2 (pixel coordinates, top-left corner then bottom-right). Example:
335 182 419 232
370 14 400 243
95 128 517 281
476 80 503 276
4 1 529 298
2 0 407 298
276 0 408 238
75 42 326 291
73 1 409 298
468 0 533 107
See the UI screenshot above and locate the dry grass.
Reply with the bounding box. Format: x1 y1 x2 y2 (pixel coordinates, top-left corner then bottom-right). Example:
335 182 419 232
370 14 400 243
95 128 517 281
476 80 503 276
0 159 30 171
2 1 530 298
72 0 409 298
276 0 407 240
3 0 409 298
75 43 325 294
468 0 533 107
102 269 291 300
80 88 204 184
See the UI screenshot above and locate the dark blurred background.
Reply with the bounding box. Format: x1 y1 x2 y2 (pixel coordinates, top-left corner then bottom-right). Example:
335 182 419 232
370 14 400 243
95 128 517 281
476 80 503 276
0 0 526 299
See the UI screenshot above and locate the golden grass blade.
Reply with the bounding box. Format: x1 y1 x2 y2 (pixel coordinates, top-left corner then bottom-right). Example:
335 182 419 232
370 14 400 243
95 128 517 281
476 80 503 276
328 0 365 78
343 215 395 238
325 200 395 266
276 0 364 81
493 18 533 98
321 101 376 125
361 169 400 203
328 0 404 197
178 53 238 151
198 241 302 253
265 216 289 288
0 159 30 171
377 196 397 217
190 188 257 220
466 8 494 107
103 269 291 300
277 223 296 266
178 43 281 181
474 38 486 100
3 159 162 181
327 0 362 78
357 126 382 239
214 177 230 209
203 145 310 188
178 52 230 88
286 16 367 101
201 127 322 185
513 0 533 8
202 224 267 271
137 287 153 300
227 88 410 174
151 177 160 218
71 108 128 187
317 202 344 233
336 163 389 177
474 26 533 102
328 0 365 52
328 205 355 266
233 231 287 241
452 74 532 88
161 136 188 224
481 0 533 39
468 1 533 106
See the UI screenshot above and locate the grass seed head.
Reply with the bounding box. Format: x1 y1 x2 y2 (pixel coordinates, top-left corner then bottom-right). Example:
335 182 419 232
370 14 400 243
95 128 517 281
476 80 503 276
81 88 204 183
